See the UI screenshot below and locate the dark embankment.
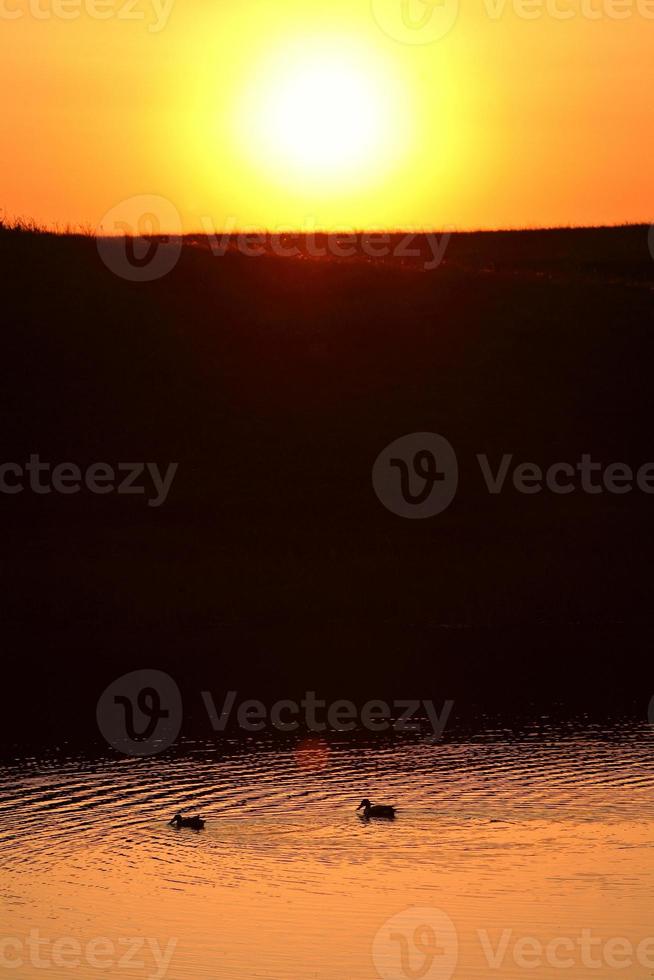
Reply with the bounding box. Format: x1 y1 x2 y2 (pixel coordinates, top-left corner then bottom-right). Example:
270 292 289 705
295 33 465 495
1 224 653 746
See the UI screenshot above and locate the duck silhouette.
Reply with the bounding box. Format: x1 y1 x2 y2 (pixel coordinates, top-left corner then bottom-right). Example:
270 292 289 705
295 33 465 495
356 798 396 819
169 812 205 830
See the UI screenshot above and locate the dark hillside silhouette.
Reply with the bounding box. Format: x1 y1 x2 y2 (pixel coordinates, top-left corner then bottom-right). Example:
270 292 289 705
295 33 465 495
1 223 653 745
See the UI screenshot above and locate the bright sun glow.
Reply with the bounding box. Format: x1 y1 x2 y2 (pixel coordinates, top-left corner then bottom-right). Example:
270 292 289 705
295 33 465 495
260 56 386 178
232 41 409 199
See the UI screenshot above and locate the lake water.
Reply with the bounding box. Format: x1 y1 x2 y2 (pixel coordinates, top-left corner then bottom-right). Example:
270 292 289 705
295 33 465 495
1 724 653 980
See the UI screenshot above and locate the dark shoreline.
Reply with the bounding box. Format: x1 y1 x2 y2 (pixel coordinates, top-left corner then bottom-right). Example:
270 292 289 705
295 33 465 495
2 224 653 750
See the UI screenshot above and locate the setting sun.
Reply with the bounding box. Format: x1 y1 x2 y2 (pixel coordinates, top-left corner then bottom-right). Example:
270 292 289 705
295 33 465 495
225 36 412 208
246 51 397 184
4 0 652 230
2 0 654 974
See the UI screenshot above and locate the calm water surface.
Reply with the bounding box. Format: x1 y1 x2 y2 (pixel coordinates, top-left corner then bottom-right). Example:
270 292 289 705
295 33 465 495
1 724 653 980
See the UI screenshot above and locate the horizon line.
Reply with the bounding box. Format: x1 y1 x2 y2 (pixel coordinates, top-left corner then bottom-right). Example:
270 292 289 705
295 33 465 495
3 215 651 239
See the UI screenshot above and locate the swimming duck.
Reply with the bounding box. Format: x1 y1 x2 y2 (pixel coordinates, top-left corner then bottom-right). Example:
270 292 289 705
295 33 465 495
357 798 396 819
169 812 205 830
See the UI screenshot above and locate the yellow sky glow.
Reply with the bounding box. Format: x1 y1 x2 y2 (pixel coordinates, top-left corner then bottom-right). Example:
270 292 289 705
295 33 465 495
1 0 653 231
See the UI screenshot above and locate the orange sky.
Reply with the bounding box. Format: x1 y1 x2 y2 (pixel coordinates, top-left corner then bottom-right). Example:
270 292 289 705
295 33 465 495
1 0 653 231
